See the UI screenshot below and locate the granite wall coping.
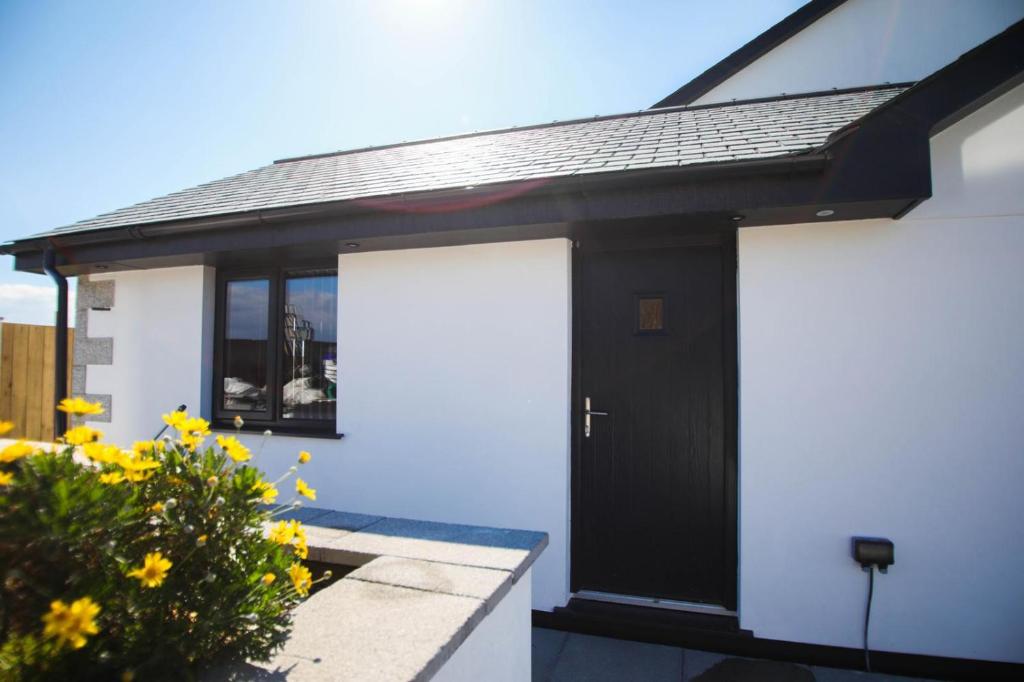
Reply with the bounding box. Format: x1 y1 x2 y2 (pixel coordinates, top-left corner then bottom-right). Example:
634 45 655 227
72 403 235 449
207 506 548 682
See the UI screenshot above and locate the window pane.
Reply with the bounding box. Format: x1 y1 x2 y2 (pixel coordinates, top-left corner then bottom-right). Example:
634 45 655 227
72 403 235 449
282 273 337 421
223 279 270 412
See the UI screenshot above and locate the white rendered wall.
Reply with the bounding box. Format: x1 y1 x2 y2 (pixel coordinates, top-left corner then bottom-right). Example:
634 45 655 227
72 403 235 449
736 84 1024 662
84 266 215 445
693 0 1024 105
432 570 532 682
248 239 573 612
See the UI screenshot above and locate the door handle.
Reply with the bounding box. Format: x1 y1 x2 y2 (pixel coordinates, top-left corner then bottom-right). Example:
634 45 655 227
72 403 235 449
584 397 608 438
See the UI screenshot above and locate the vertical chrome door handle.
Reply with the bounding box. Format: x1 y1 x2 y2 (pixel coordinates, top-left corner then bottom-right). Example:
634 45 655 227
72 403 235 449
584 396 608 438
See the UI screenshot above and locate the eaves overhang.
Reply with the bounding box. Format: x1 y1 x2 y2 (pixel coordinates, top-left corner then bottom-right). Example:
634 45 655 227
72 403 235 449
3 146 928 276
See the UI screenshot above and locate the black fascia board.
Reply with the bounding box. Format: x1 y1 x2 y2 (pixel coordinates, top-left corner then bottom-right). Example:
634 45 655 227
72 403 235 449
652 0 848 109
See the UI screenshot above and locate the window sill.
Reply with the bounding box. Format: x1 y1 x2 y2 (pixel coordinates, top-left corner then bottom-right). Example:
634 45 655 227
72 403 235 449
213 425 344 440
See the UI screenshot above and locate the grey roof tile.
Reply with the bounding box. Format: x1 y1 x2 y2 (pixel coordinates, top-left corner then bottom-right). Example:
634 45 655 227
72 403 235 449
39 86 906 238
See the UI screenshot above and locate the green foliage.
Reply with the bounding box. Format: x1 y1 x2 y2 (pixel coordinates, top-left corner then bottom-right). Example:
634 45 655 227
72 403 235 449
0 414 318 680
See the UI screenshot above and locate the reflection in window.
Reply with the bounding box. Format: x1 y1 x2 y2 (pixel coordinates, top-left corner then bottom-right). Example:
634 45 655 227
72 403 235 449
223 279 269 412
282 273 337 421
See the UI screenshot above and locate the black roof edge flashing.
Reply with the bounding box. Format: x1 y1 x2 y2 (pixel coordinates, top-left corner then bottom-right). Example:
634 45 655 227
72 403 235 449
652 0 849 109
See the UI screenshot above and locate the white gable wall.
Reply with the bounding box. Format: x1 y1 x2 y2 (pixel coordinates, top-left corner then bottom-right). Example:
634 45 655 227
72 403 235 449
693 0 1024 106
736 83 1024 662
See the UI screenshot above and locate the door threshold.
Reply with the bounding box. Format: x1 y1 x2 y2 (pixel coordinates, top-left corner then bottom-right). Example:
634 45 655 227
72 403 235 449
573 590 736 617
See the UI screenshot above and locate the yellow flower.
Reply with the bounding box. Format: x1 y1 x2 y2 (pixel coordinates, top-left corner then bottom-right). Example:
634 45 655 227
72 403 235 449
99 472 125 485
252 480 278 504
127 552 172 588
197 534 208 546
149 502 164 514
206 475 219 487
116 451 161 472
62 425 103 446
0 420 13 436
162 410 187 429
123 469 155 483
288 562 312 596
57 397 105 416
83 443 121 464
42 597 101 650
180 417 211 437
0 471 13 486
233 415 244 429
262 572 276 586
0 441 35 463
295 478 316 501
215 435 251 462
298 450 311 464
113 451 159 482
179 431 204 452
131 441 160 457
268 520 297 545
294 536 309 560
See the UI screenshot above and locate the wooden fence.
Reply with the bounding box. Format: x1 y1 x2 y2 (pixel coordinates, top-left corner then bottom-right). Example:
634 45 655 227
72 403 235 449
0 322 75 441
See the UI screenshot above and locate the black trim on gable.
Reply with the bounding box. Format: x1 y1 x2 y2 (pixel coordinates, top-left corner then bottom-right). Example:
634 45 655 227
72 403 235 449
652 0 848 109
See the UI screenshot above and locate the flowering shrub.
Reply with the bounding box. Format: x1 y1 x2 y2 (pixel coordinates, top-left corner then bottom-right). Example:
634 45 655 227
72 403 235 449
0 402 326 680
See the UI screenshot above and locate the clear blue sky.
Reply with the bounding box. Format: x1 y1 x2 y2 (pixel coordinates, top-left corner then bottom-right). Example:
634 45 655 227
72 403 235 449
0 0 803 324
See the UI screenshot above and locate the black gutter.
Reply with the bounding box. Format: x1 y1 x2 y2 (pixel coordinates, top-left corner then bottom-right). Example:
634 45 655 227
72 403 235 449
42 248 69 435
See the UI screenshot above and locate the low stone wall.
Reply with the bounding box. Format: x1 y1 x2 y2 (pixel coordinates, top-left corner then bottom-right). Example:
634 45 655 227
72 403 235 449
207 506 547 681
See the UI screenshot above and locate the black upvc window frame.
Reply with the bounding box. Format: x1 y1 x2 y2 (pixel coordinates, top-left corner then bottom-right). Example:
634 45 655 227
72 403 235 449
213 263 340 437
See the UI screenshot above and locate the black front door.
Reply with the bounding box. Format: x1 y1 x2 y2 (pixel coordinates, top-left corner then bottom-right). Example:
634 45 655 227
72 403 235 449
573 230 737 609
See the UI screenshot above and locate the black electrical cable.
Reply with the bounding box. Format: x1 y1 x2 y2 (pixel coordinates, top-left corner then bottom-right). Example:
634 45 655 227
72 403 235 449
863 565 875 672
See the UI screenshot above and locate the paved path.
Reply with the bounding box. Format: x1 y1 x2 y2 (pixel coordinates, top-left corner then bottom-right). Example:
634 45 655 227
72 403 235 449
532 628 940 682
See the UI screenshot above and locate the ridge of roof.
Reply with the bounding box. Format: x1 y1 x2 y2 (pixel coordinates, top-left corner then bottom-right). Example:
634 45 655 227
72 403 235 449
652 0 849 109
273 82 903 165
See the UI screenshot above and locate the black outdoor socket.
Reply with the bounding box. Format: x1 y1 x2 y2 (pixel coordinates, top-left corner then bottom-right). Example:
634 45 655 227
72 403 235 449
852 537 894 573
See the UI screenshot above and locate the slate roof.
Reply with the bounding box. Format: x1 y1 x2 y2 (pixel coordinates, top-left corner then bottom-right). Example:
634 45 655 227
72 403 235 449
40 85 907 238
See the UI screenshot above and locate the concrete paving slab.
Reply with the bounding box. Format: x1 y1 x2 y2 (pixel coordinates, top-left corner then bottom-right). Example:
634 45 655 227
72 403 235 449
225 579 486 682
270 506 332 524
323 516 548 580
684 649 729 680
691 657 815 681
811 666 941 682
550 632 683 681
532 628 569 682
313 509 383 532
347 555 513 610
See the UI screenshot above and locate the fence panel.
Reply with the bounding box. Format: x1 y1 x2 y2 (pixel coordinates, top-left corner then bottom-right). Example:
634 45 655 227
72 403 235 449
0 322 75 440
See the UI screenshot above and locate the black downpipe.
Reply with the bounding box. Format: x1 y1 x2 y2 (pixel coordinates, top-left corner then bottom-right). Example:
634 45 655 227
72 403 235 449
42 248 69 436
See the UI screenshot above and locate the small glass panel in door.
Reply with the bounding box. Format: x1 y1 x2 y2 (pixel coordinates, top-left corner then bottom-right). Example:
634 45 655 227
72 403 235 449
281 273 338 422
636 295 665 333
